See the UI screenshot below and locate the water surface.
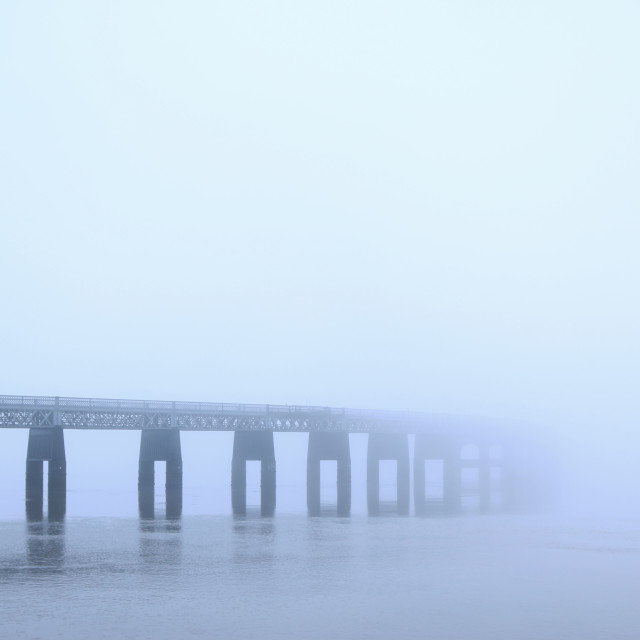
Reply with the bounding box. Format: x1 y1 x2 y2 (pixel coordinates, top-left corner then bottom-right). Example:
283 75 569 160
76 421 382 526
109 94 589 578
1 510 639 640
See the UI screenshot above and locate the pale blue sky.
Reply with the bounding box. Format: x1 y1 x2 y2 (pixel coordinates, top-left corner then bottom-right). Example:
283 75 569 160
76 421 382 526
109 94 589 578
1 0 638 466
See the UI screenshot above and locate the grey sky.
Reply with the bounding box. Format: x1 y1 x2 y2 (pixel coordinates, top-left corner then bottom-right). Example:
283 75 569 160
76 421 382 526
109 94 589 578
1 0 638 476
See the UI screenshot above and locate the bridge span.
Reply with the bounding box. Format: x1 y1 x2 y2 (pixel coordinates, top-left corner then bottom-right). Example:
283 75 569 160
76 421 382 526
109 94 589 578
0 394 527 520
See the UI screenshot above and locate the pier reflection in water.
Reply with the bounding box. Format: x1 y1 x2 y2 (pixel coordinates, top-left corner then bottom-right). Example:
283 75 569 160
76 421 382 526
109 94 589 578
232 512 276 570
138 483 183 570
0 510 638 640
139 519 182 568
26 518 65 573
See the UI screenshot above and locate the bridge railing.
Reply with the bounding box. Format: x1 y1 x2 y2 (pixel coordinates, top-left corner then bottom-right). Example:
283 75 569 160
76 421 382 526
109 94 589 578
0 394 425 423
0 395 346 415
0 395 516 440
0 394 499 437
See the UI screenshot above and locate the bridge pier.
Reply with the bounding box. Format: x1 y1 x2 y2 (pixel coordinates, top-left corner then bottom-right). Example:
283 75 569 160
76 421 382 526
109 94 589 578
414 434 461 516
231 431 276 516
307 432 351 516
459 442 505 513
138 429 182 520
25 427 66 521
489 440 524 512
501 446 518 512
478 445 492 513
367 433 410 515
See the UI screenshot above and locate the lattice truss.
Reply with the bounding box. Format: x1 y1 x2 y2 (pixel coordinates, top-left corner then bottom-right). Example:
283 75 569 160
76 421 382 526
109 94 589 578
0 409 56 427
0 396 408 433
0 396 507 443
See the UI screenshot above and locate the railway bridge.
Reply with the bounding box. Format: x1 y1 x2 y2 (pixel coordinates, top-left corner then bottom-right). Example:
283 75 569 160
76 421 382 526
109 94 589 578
0 394 528 519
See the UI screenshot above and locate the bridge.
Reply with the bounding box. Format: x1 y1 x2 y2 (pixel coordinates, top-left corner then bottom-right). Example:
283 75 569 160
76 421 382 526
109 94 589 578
0 394 529 520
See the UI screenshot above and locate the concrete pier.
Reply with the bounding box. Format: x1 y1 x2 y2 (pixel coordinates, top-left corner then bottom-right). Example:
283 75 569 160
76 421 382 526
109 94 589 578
499 441 544 512
138 429 182 520
367 433 410 515
414 434 461 516
478 445 492 512
500 444 518 512
307 432 351 516
231 431 276 516
25 428 66 521
459 443 499 513
0 394 536 520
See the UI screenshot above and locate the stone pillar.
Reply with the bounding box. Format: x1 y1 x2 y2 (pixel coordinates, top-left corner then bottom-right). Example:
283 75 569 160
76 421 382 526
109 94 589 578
500 440 545 513
367 433 410 516
138 429 182 520
25 428 66 521
500 444 518 512
231 431 276 516
478 444 492 513
307 432 351 516
414 434 461 516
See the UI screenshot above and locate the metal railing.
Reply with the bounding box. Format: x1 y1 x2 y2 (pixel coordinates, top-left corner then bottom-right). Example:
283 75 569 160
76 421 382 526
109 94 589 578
0 394 421 419
0 394 499 436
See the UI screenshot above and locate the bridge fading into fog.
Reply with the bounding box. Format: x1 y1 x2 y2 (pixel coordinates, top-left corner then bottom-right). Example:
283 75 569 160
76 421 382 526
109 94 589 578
0 394 528 521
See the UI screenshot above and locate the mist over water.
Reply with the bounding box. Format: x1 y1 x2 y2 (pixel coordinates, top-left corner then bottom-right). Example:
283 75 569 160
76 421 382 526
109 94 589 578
1 428 640 639
1 496 640 639
1 0 639 637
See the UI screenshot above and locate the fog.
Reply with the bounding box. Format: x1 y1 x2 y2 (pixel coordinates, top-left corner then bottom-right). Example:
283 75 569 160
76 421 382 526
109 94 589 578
1 0 638 519
1 3 639 636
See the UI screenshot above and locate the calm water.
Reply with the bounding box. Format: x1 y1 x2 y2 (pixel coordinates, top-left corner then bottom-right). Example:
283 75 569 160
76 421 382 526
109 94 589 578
0 431 638 638
1 508 639 639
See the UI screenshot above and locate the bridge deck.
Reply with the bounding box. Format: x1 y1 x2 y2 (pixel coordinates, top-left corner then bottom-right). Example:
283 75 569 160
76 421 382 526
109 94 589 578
0 394 498 437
